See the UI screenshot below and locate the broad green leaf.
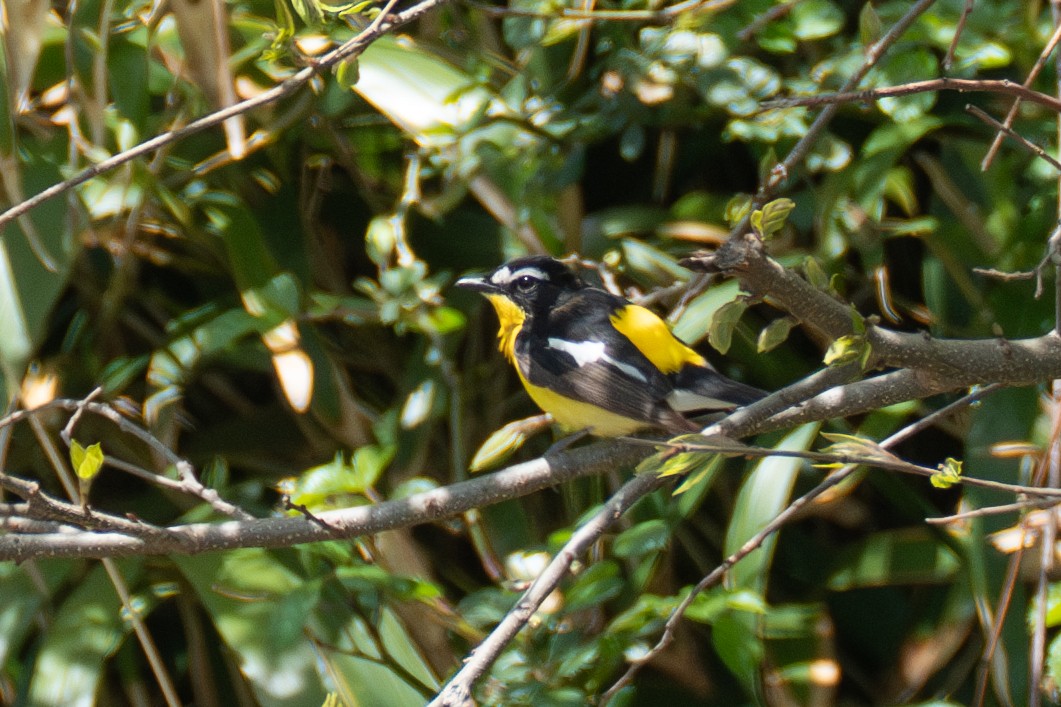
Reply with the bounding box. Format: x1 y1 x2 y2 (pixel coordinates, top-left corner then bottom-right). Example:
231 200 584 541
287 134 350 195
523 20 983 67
0 562 74 668
28 563 138 707
712 607 765 697
875 48 938 122
726 422 820 592
708 299 748 355
671 278 741 346
566 561 623 611
791 0 844 40
0 148 74 390
175 550 329 707
828 528 960 590
757 316 796 353
803 256 829 290
352 35 492 147
859 2 882 47
613 520 670 559
324 610 438 706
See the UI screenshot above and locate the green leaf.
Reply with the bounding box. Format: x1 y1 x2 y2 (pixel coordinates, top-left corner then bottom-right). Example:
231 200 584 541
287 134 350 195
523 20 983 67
727 422 820 592
613 520 670 559
757 316 796 353
27 563 136 705
858 2 882 47
750 198 795 240
725 193 752 225
70 440 104 480
819 432 894 463
672 453 724 496
712 608 765 694
828 528 960 590
175 550 329 706
288 0 324 26
671 278 741 346
931 457 963 489
791 0 844 40
352 35 493 147
803 256 829 290
708 299 748 355
566 561 622 611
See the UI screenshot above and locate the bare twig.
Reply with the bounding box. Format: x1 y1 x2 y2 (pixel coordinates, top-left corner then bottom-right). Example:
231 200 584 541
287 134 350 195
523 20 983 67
2 399 251 519
737 0 796 42
762 78 1061 115
0 0 451 233
944 0 975 70
925 498 1058 524
967 105 1061 172
981 17 1061 170
753 0 939 200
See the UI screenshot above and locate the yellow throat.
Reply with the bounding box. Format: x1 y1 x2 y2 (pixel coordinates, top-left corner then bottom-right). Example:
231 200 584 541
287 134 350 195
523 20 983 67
485 294 525 364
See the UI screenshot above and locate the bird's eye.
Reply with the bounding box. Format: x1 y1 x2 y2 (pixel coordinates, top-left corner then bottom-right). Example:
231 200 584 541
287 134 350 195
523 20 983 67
514 276 537 291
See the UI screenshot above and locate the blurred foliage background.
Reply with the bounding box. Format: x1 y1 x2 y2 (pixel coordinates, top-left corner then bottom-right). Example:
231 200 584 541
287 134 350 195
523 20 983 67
1 0 1060 704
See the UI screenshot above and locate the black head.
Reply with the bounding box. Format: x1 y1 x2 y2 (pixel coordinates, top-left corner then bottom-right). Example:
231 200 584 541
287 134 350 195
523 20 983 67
456 256 584 314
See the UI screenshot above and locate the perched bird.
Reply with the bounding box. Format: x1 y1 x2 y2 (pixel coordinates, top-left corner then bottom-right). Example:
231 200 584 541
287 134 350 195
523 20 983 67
457 256 765 436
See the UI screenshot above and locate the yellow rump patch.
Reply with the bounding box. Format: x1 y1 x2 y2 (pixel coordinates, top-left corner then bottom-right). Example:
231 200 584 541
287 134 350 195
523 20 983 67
610 304 705 374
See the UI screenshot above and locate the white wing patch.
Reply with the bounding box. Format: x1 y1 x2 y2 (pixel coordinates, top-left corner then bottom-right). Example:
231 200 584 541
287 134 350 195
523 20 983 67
490 266 548 285
546 338 649 383
666 389 734 412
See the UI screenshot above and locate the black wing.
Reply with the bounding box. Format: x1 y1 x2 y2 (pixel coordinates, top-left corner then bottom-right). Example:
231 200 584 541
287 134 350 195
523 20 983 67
516 289 694 431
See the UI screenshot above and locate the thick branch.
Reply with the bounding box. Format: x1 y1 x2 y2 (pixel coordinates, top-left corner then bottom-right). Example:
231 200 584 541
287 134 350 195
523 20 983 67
0 441 648 562
688 234 1061 388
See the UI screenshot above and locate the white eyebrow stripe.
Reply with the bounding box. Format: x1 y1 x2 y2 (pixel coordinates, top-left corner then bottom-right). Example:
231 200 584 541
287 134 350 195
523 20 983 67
546 338 649 383
491 266 548 285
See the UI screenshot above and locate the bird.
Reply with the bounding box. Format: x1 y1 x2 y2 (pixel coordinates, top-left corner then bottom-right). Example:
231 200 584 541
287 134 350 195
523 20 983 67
457 256 766 437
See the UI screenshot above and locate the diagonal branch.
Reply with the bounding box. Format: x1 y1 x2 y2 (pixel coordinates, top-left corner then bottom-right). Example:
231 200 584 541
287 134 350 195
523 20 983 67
0 0 452 234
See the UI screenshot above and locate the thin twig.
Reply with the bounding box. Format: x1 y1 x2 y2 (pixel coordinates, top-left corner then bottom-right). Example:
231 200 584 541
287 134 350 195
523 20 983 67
944 0 975 70
28 409 182 707
925 498 1058 524
752 0 939 200
967 105 1061 172
762 78 1061 115
981 16 1061 170
736 0 796 42
0 0 450 233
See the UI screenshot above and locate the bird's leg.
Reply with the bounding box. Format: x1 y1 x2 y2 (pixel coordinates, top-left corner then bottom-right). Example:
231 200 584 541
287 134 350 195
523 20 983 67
544 428 592 456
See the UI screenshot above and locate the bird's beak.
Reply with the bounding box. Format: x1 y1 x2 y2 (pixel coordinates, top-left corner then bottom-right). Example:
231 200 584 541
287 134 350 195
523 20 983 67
455 275 498 294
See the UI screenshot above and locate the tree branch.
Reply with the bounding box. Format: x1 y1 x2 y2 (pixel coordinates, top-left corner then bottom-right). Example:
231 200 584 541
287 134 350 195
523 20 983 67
761 78 1061 115
0 440 649 562
0 0 453 233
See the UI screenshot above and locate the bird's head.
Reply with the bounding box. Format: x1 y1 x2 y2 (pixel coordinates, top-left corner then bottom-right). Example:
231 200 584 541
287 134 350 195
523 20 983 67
456 256 584 318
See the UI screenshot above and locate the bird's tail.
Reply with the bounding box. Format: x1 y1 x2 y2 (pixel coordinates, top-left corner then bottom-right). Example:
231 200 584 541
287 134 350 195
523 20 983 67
667 364 766 413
